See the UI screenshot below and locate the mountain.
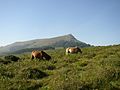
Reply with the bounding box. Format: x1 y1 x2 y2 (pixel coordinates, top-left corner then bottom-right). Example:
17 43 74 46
0 34 90 54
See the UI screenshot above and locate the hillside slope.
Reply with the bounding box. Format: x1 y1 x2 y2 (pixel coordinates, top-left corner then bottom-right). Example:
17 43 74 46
0 34 90 54
0 45 120 90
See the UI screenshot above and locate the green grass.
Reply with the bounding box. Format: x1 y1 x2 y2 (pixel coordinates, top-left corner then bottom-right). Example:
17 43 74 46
0 45 120 90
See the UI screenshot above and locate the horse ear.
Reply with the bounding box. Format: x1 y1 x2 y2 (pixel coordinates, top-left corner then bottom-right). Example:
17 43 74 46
41 51 45 55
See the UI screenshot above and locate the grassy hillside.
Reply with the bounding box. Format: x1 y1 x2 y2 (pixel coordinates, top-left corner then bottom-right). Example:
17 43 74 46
0 45 120 90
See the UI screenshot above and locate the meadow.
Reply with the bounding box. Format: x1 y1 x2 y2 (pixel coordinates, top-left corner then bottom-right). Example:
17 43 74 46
0 45 120 90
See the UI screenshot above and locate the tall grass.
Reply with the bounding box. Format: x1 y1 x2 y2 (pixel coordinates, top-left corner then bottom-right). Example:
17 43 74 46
0 45 120 90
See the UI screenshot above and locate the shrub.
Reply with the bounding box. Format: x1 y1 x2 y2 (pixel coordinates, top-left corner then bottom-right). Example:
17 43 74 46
0 69 14 79
0 79 42 90
0 58 11 64
20 68 48 79
4 55 20 62
47 65 56 70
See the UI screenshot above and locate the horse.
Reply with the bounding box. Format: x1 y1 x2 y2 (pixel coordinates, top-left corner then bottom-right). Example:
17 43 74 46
31 50 51 60
66 46 82 55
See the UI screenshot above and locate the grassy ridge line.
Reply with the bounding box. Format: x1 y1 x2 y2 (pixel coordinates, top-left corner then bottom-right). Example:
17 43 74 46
0 45 120 90
0 34 90 55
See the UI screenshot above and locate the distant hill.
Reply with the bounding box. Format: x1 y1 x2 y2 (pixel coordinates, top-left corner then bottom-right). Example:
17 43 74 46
0 34 90 54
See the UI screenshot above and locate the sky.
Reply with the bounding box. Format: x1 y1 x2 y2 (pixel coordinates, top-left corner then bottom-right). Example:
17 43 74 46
0 0 120 46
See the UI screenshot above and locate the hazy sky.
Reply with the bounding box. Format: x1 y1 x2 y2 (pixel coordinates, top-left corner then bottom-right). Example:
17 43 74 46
0 0 120 46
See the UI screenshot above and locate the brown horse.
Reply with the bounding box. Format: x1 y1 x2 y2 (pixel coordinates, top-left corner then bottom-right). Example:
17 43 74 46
31 50 51 60
66 46 82 55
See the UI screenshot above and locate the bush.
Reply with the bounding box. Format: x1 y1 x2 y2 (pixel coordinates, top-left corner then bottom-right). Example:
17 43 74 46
4 55 20 62
0 58 11 64
20 68 48 79
0 69 14 79
0 79 42 90
47 65 56 70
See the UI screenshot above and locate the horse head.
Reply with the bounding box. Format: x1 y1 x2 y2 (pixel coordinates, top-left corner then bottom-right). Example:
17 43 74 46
41 51 51 60
76 47 82 53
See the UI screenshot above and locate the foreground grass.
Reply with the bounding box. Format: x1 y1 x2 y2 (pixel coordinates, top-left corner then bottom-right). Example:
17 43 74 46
0 45 120 90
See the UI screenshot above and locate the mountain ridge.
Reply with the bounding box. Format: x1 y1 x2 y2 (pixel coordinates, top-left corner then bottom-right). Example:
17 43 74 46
0 34 90 54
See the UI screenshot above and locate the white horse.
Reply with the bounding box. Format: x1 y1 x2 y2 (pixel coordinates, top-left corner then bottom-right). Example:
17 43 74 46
66 46 82 55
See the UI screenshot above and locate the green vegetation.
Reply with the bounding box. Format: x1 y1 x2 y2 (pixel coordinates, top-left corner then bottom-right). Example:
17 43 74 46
0 45 120 90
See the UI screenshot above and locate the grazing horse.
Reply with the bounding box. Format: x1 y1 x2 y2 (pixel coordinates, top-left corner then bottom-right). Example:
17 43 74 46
31 50 51 60
66 46 82 55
